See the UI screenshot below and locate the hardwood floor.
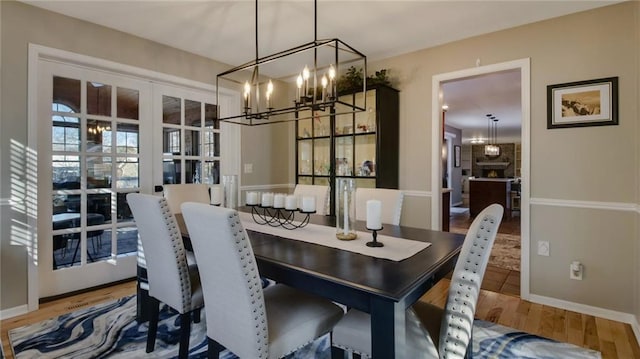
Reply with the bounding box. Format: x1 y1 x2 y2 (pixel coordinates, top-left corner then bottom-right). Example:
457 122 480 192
450 207 522 296
420 279 640 358
2 279 638 359
446 203 640 357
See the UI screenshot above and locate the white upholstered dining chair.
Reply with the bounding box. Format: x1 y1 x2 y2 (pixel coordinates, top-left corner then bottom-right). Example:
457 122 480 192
354 188 404 226
331 204 504 359
163 183 211 214
293 184 330 215
181 202 344 358
127 193 203 359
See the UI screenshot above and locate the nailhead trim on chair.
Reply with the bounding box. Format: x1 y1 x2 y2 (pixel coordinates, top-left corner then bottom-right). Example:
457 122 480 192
440 213 498 359
227 211 269 357
159 198 193 311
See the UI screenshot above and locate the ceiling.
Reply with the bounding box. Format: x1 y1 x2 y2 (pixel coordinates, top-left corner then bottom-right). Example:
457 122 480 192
22 0 621 142
443 69 522 144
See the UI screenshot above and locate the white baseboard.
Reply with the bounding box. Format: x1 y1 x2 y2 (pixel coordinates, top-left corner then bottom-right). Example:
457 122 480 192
529 293 637 327
529 197 638 212
632 316 640 349
0 304 28 320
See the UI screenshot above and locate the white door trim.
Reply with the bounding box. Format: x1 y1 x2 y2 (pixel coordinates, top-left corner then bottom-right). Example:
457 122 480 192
444 131 456 190
27 43 240 311
431 58 531 299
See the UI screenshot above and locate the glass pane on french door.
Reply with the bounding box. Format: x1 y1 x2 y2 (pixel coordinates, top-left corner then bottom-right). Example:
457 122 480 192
51 76 141 270
159 91 220 186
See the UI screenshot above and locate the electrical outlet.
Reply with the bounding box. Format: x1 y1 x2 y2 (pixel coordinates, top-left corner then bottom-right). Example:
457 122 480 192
243 163 253 174
570 261 583 280
537 241 550 256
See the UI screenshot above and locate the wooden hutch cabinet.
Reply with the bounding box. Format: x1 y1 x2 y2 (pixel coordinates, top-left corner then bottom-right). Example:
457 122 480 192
295 84 399 215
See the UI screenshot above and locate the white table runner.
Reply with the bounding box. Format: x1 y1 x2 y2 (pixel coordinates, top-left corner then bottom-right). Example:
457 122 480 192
239 212 430 261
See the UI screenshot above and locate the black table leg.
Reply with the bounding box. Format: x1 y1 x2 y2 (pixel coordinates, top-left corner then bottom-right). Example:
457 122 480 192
370 297 406 358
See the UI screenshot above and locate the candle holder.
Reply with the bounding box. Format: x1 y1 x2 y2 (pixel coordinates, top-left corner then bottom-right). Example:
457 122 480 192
366 226 384 247
249 204 315 230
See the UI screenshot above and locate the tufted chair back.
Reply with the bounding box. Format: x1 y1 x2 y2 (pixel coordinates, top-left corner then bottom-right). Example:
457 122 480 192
127 193 193 313
330 203 503 359
163 184 210 214
438 203 503 358
354 188 404 225
181 203 268 358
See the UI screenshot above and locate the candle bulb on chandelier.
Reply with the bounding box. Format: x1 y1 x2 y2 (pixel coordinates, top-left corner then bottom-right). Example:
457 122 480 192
328 64 336 98
254 82 260 114
266 80 274 109
321 75 328 103
243 81 251 110
302 65 310 98
296 75 303 102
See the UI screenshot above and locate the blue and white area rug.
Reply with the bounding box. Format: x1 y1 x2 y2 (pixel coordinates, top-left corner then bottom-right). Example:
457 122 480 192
9 296 600 358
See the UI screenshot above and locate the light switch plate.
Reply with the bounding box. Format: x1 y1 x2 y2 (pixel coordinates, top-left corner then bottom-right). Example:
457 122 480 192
244 163 253 174
537 241 550 256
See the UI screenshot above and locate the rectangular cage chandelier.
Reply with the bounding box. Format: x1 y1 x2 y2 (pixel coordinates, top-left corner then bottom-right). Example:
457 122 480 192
216 0 367 126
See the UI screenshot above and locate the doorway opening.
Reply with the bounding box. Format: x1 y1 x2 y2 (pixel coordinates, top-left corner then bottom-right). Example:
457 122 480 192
431 58 531 300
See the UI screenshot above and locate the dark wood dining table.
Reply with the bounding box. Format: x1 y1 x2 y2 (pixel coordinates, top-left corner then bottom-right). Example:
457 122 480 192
151 208 464 358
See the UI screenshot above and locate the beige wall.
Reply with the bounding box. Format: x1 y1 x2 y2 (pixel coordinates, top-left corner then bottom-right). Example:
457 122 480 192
0 1 288 309
371 2 639 313
1 0 639 325
635 0 640 328
241 122 292 187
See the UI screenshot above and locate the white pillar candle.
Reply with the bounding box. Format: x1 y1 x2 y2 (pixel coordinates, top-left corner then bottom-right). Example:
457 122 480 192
261 192 274 207
273 193 285 208
246 191 259 205
285 195 298 210
210 185 223 206
366 199 382 230
301 196 316 212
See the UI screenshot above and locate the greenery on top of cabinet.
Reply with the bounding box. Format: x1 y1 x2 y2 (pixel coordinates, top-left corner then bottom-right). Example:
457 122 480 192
337 67 391 93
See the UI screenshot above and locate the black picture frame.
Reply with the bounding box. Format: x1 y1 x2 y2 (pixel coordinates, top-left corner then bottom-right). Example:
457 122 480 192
547 77 618 129
454 145 461 168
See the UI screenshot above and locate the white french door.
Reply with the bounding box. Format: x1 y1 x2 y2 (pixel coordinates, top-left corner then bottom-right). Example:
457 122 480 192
152 84 224 188
37 60 153 298
31 46 240 303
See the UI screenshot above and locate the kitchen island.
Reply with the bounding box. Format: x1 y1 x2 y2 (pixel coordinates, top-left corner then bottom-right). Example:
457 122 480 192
469 178 512 218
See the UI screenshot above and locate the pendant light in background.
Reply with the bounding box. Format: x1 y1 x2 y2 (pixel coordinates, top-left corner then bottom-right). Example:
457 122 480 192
484 114 500 157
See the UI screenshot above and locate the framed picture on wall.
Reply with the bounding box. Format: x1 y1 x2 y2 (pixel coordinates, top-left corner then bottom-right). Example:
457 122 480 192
454 145 461 168
547 77 618 129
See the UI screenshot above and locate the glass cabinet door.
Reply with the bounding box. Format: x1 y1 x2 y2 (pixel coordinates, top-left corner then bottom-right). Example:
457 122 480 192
298 112 312 138
298 139 312 175
355 134 376 177
335 136 353 176
295 85 399 216
355 90 376 133
335 94 353 135
314 138 330 176
313 108 331 137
